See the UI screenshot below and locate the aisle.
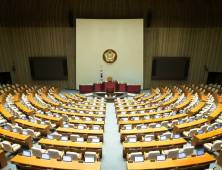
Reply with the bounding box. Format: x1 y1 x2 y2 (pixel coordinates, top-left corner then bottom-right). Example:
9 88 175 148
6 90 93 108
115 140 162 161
101 102 126 170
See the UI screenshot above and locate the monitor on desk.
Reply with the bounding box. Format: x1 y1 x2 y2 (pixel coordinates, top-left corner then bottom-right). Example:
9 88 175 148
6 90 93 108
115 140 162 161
178 152 186 159
85 117 91 121
156 124 161 128
42 153 50 160
164 114 169 118
155 115 160 119
89 111 93 115
61 136 68 141
144 116 150 120
47 135 54 140
217 124 221 129
174 134 180 139
71 110 74 113
22 131 28 136
125 126 132 130
179 120 184 125
56 108 59 111
48 113 52 117
78 125 84 130
13 128 18 133
92 138 100 143
140 110 145 114
173 112 176 116
129 138 137 143
122 118 128 121
75 116 80 120
23 151 31 157
198 116 202 120
150 110 154 113
30 119 35 123
180 110 183 114
4 125 8 130
93 126 100 130
197 149 204 156
156 155 166 161
22 116 26 120
76 137 84 143
41 121 45 125
96 118 102 122
134 117 139 121
68 104 71 107
85 156 95 163
134 156 144 163
189 118 194 122
62 155 72 162
83 106 87 109
63 109 66 112
208 127 213 132
160 135 167 141
63 124 69 128
144 136 152 142
141 125 147 129
56 115 60 118
198 130 204 135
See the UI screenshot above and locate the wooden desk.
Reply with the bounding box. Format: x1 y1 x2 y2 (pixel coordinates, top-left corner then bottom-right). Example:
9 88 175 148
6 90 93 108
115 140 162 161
69 119 105 129
208 104 222 124
64 93 80 102
118 113 188 131
191 128 222 147
151 93 167 104
56 127 104 142
161 93 179 107
116 106 159 114
141 92 156 102
188 101 206 118
11 155 101 170
38 138 103 157
16 119 50 135
0 104 15 125
174 93 192 111
53 92 71 105
173 119 208 134
28 93 48 112
14 102 34 117
122 138 187 157
0 150 7 168
35 113 63 127
115 102 149 109
41 91 60 107
133 93 145 100
217 149 222 167
0 128 33 149
127 153 215 170
64 106 106 113
120 127 168 142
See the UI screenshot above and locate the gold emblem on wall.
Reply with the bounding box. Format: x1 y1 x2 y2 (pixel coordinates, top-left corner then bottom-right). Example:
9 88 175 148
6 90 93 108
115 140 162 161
103 49 117 63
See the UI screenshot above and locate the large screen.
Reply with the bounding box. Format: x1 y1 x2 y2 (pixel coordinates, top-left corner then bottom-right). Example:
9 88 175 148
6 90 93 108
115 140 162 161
151 57 190 80
29 57 68 80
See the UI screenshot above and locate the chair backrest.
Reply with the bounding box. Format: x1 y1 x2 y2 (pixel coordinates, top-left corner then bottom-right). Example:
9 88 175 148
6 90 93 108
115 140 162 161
189 129 197 137
200 125 208 132
182 146 194 156
147 151 160 160
127 135 137 141
167 149 179 158
211 123 218 129
45 121 52 128
54 134 62 140
48 149 60 159
32 147 43 157
162 132 172 139
85 152 97 161
6 123 13 131
16 126 23 133
161 121 168 128
70 135 80 141
130 152 142 161
2 141 12 152
148 123 156 128
69 124 75 128
88 136 98 142
171 120 179 127
212 141 222 151
144 135 155 140
66 152 79 160
62 114 69 121
27 129 36 138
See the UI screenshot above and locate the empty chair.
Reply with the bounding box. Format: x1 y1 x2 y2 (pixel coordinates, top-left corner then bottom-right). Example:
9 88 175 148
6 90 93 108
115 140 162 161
15 126 23 134
199 125 208 132
126 135 137 142
62 114 70 122
183 129 197 138
27 129 41 139
31 147 48 157
148 123 156 128
6 123 14 131
143 134 155 141
179 146 194 156
203 140 222 152
158 132 172 139
70 135 80 141
92 125 100 130
88 136 98 142
66 151 82 161
162 149 179 158
126 152 142 161
45 121 56 129
68 124 75 128
48 149 64 159
168 120 178 128
54 134 62 140
1 141 21 153
35 118 41 124
211 122 218 129
144 151 160 160
85 151 100 161
161 121 169 128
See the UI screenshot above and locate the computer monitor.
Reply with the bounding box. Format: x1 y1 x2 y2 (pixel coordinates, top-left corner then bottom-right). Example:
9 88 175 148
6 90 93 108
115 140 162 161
56 108 59 111
189 118 194 122
63 155 72 162
163 101 165 103
150 110 154 113
83 106 87 109
89 111 93 115
98 112 103 115
76 137 84 143
197 149 204 156
144 136 152 142
48 113 52 117
140 110 145 114
22 131 28 136
61 136 68 141
178 152 187 159
208 127 213 132
47 135 54 140
160 136 167 141
78 125 84 130
198 130 204 135
23 151 31 157
92 138 100 143
144 116 150 120
42 153 50 160
156 155 166 161
179 120 184 125
41 121 45 125
122 118 128 121
22 116 26 120
30 119 35 123
176 103 178 106
155 115 160 119
173 112 176 116
56 115 60 118
198 116 202 120
217 124 221 129
164 114 169 118
68 104 71 107
96 118 102 122
134 156 144 163
165 107 168 110
156 124 161 128
174 134 180 139
13 128 18 133
141 125 147 129
180 110 183 114
134 117 139 121
63 124 69 129
125 126 132 130
63 109 66 112
71 110 74 113
129 138 137 143
93 126 100 130
4 125 8 130
85 117 91 121
85 156 95 163
75 116 80 120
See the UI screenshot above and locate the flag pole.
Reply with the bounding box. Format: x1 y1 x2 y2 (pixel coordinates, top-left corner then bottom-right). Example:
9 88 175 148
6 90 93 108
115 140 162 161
100 65 103 82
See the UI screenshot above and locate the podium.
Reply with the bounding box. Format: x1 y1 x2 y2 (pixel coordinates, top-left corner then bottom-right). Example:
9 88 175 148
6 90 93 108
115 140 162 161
103 81 117 92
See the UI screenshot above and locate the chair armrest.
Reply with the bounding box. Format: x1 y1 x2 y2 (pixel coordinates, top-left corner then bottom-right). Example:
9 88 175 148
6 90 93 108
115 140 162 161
162 150 167 155
60 151 64 159
126 153 130 161
97 153 100 161
43 149 48 153
125 137 127 141
78 153 82 160
12 144 20 149
144 152 148 160
178 148 182 152
141 136 144 141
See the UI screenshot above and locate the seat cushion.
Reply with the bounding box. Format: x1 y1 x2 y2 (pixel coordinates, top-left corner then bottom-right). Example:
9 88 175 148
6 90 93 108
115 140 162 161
12 144 21 152
34 132 41 137
183 131 189 137
204 143 212 150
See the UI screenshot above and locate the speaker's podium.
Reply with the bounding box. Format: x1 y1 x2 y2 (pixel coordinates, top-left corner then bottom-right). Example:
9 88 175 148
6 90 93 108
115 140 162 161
102 77 117 92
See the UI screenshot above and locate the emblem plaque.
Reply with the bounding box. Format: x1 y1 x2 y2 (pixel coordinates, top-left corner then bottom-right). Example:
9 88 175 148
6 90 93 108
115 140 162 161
103 49 117 63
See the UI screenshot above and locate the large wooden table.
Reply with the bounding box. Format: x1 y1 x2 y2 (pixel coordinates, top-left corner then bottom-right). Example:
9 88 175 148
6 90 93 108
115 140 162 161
0 128 33 149
56 127 104 142
188 101 206 118
208 104 222 124
28 93 48 112
69 119 105 129
38 138 103 157
11 155 101 170
116 106 158 114
0 150 7 168
173 118 208 134
14 102 34 117
35 113 63 127
16 119 50 135
64 106 106 112
127 153 215 170
0 104 15 125
122 138 187 157
120 127 168 142
173 93 192 111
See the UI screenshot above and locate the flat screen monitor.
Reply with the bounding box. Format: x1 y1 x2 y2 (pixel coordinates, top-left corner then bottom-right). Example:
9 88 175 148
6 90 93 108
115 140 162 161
98 112 103 115
83 106 87 109
85 156 95 163
63 124 69 128
71 110 74 113
56 115 60 118
140 110 145 114
198 130 204 135
174 134 180 139
30 119 35 123
125 126 132 130
157 155 166 161
179 120 184 125
4 125 8 130
63 109 66 112
180 110 183 114
13 128 18 133
141 125 147 129
217 124 221 129
22 131 28 136
189 118 194 122
63 155 72 162
47 135 54 140
134 117 139 121
144 136 152 142
61 136 68 141
89 111 93 115
134 156 144 163
96 118 102 122
78 125 84 130
22 117 26 120
178 152 186 159
122 118 128 121
173 112 176 116
92 138 100 143
165 107 168 110
23 151 31 157
164 114 169 118
150 109 154 112
41 121 45 125
75 117 80 120
76 137 84 143
160 136 167 141
197 149 204 156
155 115 160 119
208 127 213 132
198 116 202 120
156 124 161 128
93 126 100 130
144 116 150 120
85 117 91 121
42 153 50 160
129 138 137 143
56 108 59 111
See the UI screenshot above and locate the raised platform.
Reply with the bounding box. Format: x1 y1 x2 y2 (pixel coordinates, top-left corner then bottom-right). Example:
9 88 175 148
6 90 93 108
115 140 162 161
93 92 128 102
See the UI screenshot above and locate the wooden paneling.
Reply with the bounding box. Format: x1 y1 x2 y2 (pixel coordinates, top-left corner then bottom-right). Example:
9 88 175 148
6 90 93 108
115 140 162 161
0 0 222 89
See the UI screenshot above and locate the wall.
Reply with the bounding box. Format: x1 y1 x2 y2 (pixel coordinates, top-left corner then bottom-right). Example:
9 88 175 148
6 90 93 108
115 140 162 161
0 0 222 89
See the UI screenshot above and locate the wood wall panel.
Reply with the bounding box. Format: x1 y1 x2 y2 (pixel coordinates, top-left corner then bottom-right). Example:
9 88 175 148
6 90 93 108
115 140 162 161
0 0 222 89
